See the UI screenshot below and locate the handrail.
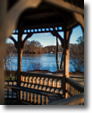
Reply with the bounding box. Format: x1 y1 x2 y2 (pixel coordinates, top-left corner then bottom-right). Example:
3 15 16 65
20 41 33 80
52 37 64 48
66 78 84 92
5 85 63 104
49 92 84 105
5 71 84 105
20 71 63 79
5 85 61 98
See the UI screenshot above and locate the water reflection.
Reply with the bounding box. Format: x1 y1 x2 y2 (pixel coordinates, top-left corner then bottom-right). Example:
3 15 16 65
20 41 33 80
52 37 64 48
8 53 76 72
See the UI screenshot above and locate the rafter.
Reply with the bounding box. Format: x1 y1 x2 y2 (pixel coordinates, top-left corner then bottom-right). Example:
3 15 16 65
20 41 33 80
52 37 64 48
73 12 84 32
45 0 84 15
23 12 58 20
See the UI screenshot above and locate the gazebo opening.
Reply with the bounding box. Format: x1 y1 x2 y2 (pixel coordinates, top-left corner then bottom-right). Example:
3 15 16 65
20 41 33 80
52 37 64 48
0 0 84 105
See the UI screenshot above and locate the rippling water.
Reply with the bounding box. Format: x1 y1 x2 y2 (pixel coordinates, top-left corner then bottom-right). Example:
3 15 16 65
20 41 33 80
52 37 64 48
8 53 77 72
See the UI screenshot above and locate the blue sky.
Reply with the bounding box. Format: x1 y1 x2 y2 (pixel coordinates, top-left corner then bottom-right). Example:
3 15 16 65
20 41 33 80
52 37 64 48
6 25 83 47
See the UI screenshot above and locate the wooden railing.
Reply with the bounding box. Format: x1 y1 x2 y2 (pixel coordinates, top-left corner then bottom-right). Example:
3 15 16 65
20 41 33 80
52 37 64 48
5 71 84 105
5 71 64 105
65 78 84 98
20 72 63 94
49 78 84 105
49 92 84 105
5 71 17 86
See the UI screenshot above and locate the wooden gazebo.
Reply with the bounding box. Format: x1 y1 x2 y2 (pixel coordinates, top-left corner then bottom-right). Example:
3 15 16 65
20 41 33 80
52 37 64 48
0 0 84 105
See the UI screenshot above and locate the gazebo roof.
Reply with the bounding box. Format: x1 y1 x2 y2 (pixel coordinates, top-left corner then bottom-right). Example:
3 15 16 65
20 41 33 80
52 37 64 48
7 0 84 31
18 2 75 30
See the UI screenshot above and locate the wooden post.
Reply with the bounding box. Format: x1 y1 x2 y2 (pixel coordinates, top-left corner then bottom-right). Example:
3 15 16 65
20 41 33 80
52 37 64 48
63 28 72 98
60 50 64 71
16 25 23 104
56 37 60 71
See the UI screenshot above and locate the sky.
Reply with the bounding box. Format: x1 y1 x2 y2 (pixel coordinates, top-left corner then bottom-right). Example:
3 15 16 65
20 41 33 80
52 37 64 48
6 25 83 47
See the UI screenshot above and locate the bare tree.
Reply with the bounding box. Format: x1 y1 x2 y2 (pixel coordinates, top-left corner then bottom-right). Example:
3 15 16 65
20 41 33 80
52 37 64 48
70 36 84 72
23 40 44 54
4 43 15 70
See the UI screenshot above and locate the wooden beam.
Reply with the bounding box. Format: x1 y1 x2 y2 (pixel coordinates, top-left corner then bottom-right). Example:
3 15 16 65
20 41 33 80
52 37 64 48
67 22 78 30
51 31 64 46
9 35 17 44
73 12 84 32
22 23 64 30
23 33 33 45
45 0 84 15
23 12 58 20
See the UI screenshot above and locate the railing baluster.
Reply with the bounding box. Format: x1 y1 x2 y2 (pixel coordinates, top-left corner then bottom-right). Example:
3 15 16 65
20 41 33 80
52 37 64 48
30 93 33 103
24 91 26 101
38 94 40 105
42 95 44 105
27 92 29 102
46 96 48 105
34 93 36 104
20 90 22 100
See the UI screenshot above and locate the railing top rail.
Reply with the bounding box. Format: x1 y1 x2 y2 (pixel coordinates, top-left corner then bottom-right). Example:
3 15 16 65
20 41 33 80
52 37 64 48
20 71 63 79
66 78 84 92
49 92 84 105
5 85 62 99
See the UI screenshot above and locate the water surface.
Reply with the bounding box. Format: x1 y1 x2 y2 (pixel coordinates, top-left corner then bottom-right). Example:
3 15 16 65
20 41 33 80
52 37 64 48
8 53 76 72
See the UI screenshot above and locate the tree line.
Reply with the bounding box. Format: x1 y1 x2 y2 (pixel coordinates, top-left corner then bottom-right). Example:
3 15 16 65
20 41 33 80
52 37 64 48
5 37 84 72
6 40 63 54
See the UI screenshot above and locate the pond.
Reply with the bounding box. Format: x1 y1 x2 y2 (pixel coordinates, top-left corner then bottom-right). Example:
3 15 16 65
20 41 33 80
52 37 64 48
7 53 78 72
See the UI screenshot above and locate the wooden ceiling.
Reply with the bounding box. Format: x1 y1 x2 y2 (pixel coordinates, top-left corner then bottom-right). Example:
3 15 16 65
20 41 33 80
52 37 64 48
7 0 84 31
17 2 76 30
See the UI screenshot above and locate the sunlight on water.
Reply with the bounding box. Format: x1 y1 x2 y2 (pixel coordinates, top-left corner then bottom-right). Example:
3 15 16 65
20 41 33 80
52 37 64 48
7 53 83 72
